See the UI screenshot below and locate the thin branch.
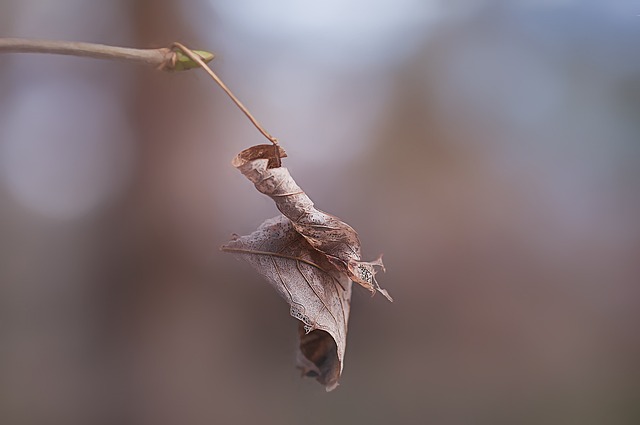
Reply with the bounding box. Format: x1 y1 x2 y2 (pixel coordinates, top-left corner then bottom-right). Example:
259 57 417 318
172 42 281 158
0 38 213 71
0 38 278 152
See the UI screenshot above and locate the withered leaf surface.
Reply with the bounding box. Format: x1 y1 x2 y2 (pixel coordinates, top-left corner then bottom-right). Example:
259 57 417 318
231 145 391 301
223 144 391 390
222 215 352 391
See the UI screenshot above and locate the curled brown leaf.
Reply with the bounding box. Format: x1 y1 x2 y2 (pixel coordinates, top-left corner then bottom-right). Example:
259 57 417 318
223 144 391 390
232 145 391 301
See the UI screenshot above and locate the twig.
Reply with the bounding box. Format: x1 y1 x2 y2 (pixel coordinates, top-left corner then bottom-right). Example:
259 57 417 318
0 38 279 154
0 38 213 72
172 42 281 160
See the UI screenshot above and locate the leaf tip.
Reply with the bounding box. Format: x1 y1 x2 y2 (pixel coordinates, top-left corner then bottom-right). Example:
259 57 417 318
373 254 386 273
325 382 340 392
297 327 344 391
377 287 394 302
347 257 392 301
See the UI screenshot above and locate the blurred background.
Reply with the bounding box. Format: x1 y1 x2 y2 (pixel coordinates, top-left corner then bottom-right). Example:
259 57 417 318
1 0 639 424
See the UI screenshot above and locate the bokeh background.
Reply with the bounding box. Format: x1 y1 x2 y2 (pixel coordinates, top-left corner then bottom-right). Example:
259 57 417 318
1 1 639 424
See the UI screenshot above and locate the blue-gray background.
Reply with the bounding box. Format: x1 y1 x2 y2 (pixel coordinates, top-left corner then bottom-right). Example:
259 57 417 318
1 1 639 424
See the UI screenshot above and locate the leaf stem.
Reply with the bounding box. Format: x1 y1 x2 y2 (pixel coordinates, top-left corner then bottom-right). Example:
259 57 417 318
0 37 213 72
172 42 281 158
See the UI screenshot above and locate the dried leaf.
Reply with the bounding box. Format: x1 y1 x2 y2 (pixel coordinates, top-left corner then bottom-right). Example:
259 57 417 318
222 215 351 390
232 145 392 301
223 144 391 390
